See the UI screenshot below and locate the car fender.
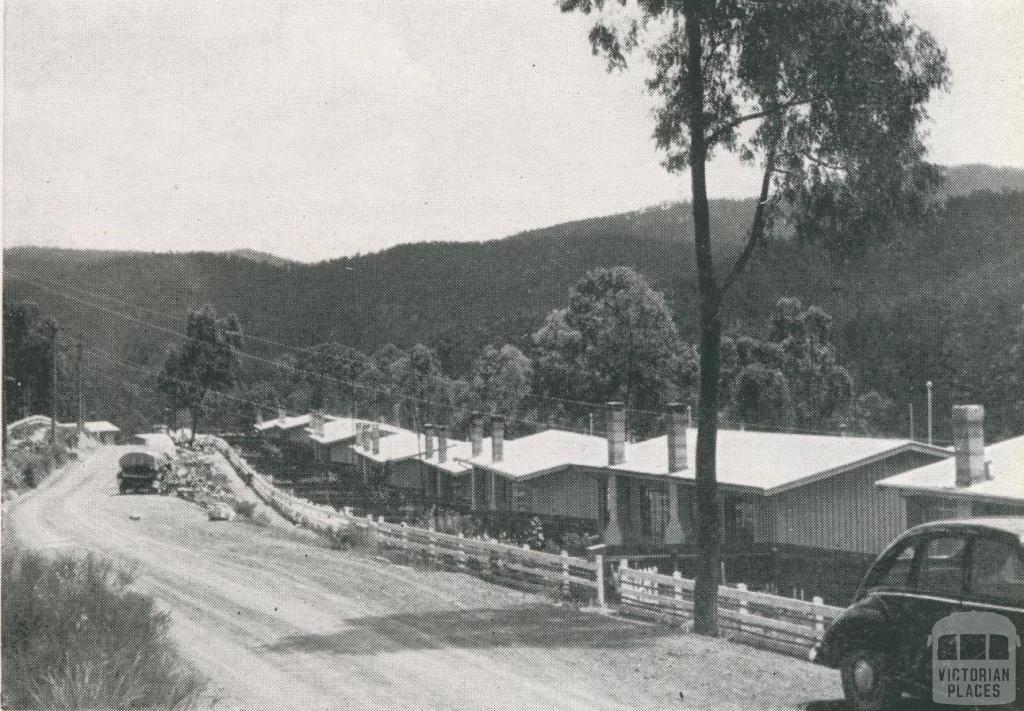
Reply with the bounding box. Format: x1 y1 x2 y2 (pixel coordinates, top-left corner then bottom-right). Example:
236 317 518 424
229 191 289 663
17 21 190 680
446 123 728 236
817 602 895 667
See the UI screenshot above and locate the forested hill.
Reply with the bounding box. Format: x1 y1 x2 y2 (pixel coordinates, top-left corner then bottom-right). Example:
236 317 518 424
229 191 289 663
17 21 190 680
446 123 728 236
5 166 1024 437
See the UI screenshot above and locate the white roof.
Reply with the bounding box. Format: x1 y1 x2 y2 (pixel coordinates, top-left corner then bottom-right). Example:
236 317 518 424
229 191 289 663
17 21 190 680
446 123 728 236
136 432 177 459
465 430 608 480
878 435 1024 503
614 429 947 495
306 417 393 445
352 427 423 463
254 414 313 432
84 420 120 433
424 437 496 475
469 427 947 495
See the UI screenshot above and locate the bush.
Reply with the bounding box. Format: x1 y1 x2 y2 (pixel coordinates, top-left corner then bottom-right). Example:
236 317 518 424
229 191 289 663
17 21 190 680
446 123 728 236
327 523 373 552
1 549 206 710
234 500 258 518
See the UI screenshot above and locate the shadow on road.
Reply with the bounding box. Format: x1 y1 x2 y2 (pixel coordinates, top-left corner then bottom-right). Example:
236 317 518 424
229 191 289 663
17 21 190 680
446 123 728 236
805 699 944 710
264 603 675 655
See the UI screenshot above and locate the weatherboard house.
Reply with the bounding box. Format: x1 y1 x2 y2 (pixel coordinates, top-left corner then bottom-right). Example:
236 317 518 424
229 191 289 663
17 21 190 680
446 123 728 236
878 404 1024 524
460 403 950 561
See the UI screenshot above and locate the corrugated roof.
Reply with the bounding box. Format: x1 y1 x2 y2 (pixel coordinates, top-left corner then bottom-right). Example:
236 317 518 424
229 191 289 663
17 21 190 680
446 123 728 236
84 420 120 433
306 417 397 445
468 427 947 495
877 435 1024 503
614 430 946 494
352 427 423 463
423 437 496 474
465 430 608 480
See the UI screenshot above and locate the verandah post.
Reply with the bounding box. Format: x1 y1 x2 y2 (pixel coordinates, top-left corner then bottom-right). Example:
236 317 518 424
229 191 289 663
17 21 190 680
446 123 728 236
595 553 606 613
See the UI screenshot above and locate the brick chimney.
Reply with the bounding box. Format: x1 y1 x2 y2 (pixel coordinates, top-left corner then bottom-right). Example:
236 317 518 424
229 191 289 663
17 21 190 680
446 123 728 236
437 425 448 463
953 405 987 487
424 424 435 459
277 406 287 425
470 411 484 457
371 423 380 455
667 402 688 472
491 416 505 463
607 402 626 466
312 410 325 438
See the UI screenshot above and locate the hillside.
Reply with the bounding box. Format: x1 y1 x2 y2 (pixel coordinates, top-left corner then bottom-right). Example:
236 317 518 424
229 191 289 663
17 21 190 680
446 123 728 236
4 165 1024 438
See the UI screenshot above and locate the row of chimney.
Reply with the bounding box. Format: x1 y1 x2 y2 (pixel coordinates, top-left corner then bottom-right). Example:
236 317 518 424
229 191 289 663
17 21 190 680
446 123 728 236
605 401 690 471
344 402 985 483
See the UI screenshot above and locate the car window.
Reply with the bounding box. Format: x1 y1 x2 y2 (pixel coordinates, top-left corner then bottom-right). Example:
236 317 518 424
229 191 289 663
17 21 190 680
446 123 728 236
968 536 1024 607
915 535 967 598
871 540 918 591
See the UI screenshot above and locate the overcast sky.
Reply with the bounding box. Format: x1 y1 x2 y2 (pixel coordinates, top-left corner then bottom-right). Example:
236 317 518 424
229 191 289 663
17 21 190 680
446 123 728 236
4 1 1022 262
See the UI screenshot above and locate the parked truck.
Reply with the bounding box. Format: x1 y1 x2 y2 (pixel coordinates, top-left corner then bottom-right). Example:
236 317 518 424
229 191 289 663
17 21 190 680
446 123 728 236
117 449 171 494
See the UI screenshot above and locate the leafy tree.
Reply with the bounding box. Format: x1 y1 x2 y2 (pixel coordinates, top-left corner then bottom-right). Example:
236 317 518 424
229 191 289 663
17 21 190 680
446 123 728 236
562 0 948 634
2 302 58 423
157 305 242 445
847 390 899 437
532 267 685 415
390 345 461 428
469 345 533 419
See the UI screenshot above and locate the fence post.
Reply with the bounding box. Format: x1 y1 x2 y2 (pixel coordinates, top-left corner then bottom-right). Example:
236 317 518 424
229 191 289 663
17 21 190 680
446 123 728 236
457 532 468 570
521 543 531 584
401 521 409 553
595 553 606 613
813 595 825 641
427 521 436 564
672 570 683 613
737 582 749 634
561 550 570 598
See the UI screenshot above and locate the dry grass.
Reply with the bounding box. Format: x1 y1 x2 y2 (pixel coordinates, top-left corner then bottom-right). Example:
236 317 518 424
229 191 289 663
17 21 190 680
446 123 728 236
1 548 207 710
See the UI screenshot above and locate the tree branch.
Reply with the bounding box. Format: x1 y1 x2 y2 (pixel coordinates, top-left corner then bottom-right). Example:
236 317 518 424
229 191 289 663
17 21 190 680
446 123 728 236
708 98 810 145
720 129 779 297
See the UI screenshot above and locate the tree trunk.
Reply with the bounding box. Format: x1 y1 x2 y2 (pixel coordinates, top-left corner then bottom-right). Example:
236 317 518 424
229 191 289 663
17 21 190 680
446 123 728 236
684 2 722 638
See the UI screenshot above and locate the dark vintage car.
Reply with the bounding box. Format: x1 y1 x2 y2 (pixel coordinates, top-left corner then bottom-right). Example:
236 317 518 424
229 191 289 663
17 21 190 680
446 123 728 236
117 449 171 494
813 518 1024 710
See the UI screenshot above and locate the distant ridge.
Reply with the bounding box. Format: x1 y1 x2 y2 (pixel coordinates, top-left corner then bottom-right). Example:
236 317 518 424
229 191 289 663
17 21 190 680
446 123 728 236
228 248 296 267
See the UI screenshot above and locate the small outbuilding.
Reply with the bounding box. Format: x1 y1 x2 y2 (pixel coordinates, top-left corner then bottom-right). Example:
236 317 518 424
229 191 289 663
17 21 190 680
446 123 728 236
84 420 120 445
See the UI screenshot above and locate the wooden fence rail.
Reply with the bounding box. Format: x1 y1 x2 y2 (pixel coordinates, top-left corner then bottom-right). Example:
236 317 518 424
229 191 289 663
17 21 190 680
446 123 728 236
205 434 841 659
616 561 844 658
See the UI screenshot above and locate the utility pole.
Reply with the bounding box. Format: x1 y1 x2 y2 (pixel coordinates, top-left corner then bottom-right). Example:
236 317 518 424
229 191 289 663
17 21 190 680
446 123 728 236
48 323 58 462
909 402 915 440
926 380 934 445
75 340 84 442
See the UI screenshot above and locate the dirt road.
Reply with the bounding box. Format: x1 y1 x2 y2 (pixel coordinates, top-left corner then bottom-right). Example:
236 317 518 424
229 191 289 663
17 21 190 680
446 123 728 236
7 447 845 710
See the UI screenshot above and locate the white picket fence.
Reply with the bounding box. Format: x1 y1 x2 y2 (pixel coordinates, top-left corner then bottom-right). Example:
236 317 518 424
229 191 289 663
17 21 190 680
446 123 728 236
207 435 603 600
207 434 842 658
616 562 845 657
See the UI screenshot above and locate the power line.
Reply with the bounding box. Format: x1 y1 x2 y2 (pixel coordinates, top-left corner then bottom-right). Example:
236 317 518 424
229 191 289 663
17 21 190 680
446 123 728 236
6 269 677 413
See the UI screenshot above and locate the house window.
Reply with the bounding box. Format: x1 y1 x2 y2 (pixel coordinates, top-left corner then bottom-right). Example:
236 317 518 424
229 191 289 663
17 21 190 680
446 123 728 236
724 495 757 544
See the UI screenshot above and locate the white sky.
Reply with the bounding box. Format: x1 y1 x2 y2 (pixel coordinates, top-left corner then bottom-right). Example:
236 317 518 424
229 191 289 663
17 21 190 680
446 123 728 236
4 0 1023 262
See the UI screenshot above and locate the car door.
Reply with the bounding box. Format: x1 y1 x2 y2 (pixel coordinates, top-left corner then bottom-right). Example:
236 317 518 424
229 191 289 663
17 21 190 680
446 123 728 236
964 532 1024 702
895 530 970 693
860 535 924 683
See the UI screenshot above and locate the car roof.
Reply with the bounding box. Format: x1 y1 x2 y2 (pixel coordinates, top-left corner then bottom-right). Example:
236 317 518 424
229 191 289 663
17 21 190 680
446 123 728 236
907 516 1024 543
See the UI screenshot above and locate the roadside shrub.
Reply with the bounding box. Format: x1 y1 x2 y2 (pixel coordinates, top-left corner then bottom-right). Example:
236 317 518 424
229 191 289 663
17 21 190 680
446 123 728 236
1 549 206 710
327 523 373 552
234 500 258 518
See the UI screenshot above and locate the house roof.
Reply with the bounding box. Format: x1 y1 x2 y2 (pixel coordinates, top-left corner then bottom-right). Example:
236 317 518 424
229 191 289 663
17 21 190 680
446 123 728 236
305 417 396 445
877 434 1024 504
614 429 948 495
254 414 314 432
465 430 608 480
352 427 424 463
84 420 120 433
469 427 948 495
423 438 496 474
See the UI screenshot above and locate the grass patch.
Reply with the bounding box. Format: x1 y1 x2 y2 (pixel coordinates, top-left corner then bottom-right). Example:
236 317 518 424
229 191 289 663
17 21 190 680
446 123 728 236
1 548 207 710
